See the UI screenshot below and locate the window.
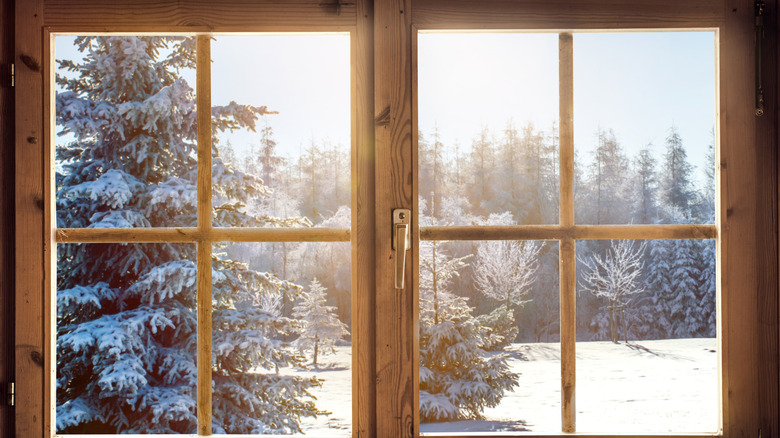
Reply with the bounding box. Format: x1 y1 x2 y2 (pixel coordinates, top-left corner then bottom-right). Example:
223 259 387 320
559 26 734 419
416 30 718 434
12 1 778 437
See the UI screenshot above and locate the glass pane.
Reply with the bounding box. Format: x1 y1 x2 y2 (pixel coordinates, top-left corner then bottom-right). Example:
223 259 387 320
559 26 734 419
575 239 718 433
573 32 716 225
211 35 350 228
55 36 198 228
56 243 197 434
417 232 560 433
418 32 559 224
212 242 352 435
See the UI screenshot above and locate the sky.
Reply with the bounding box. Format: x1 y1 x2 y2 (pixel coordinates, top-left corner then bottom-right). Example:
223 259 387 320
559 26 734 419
418 31 717 180
56 31 716 178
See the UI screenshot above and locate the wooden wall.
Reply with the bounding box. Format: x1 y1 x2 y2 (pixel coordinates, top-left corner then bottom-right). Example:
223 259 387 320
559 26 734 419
0 0 13 435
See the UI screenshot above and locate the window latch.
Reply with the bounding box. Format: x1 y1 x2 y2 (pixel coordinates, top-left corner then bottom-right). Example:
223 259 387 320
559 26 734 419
755 0 765 116
392 209 411 289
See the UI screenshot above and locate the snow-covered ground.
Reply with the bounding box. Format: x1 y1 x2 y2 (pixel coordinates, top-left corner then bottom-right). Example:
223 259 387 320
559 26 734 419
290 338 719 436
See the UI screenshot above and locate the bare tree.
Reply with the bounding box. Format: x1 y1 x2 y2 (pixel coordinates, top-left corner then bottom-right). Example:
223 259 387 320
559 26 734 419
579 240 647 343
474 240 541 311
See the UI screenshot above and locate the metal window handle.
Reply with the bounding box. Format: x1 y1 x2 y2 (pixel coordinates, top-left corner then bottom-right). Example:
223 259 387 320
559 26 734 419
393 209 411 289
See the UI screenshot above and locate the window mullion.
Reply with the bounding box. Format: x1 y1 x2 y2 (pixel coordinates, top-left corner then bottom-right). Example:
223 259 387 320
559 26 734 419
558 32 576 434
196 34 213 436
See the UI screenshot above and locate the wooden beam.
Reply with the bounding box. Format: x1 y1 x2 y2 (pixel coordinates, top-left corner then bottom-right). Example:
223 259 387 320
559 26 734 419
419 224 717 241
374 0 414 436
353 0 377 435
720 0 778 435
412 0 724 30
42 0 355 32
559 32 576 433
55 227 351 243
195 34 212 436
14 0 44 436
0 0 14 434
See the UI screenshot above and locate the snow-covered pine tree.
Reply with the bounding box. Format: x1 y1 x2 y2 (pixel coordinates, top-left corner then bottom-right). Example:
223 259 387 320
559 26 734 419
55 36 320 434
418 206 518 422
419 238 518 422
660 126 695 218
293 278 349 366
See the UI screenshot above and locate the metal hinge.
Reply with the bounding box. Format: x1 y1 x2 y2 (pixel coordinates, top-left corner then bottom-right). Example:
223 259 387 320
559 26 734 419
6 382 13 407
319 0 354 15
755 0 765 116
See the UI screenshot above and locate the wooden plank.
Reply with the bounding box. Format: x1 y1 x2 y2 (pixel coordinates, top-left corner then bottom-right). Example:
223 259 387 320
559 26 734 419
559 32 574 230
196 35 212 435
14 0 44 436
757 0 780 434
43 28 55 438
559 32 575 434
0 0 14 435
55 227 351 243
374 0 414 436
410 23 420 438
420 224 717 241
196 240 212 435
42 0 355 31
720 0 778 435
353 0 377 436
412 0 725 30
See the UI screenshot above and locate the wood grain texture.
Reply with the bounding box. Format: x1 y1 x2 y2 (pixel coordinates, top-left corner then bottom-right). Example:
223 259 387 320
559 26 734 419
195 35 212 435
353 0 377 436
42 0 355 31
420 224 717 241
757 0 780 434
14 0 44 436
412 0 725 30
720 0 778 435
559 32 575 433
374 0 414 436
55 227 351 243
0 0 13 435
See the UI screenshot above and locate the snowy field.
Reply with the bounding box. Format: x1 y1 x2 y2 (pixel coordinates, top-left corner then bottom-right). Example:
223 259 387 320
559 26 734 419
290 338 718 436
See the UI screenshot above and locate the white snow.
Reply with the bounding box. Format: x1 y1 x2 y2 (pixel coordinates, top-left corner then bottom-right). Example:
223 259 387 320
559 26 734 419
288 337 719 436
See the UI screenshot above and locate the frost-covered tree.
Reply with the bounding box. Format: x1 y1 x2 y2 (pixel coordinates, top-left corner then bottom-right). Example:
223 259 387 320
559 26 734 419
579 240 646 343
474 238 540 311
55 36 321 434
293 278 349 366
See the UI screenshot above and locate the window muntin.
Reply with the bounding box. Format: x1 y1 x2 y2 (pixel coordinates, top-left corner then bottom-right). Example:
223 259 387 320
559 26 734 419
417 30 718 435
53 34 353 436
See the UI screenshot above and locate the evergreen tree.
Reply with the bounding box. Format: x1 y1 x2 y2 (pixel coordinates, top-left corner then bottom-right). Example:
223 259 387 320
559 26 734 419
418 207 517 422
418 239 518 422
55 36 321 434
661 126 695 218
633 144 660 224
293 278 349 366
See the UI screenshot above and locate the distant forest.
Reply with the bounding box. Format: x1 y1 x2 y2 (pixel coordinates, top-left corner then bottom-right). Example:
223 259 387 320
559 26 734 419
225 119 716 343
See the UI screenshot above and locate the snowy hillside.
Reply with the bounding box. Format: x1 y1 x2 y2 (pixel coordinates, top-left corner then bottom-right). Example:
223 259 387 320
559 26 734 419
292 338 718 436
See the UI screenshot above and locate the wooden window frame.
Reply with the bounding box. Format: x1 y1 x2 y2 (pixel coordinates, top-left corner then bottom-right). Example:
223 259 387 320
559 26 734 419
13 0 778 437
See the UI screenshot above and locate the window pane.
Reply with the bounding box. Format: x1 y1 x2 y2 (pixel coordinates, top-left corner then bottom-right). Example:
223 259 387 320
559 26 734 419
211 35 350 228
212 242 352 435
573 32 716 225
575 239 718 433
418 32 560 224
55 36 198 228
417 233 560 433
56 243 197 434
